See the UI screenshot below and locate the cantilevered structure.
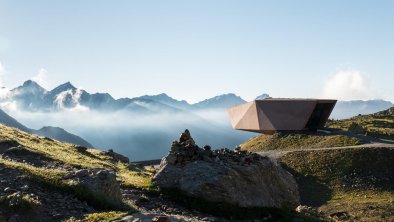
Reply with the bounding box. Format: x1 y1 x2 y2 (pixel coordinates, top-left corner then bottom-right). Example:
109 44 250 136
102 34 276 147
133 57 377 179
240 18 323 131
227 99 336 134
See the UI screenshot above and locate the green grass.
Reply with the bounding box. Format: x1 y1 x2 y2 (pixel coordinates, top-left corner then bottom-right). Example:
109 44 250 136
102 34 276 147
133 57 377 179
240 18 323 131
117 163 154 189
64 211 129 222
241 132 363 152
278 146 394 221
0 192 40 211
0 123 153 216
326 106 394 141
0 158 123 210
279 147 394 194
0 124 153 189
0 124 115 169
83 211 128 222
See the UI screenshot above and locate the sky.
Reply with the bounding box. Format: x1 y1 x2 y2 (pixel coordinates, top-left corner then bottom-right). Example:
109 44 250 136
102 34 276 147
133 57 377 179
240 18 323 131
0 0 393 103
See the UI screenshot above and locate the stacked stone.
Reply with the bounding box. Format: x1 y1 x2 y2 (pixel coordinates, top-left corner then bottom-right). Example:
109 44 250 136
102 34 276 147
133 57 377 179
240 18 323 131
166 129 200 164
153 129 300 209
164 129 266 166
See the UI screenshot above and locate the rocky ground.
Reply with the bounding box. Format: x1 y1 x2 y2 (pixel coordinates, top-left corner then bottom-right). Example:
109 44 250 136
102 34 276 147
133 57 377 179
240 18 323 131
0 126 239 222
0 163 95 221
0 164 224 222
2 123 393 222
120 187 222 222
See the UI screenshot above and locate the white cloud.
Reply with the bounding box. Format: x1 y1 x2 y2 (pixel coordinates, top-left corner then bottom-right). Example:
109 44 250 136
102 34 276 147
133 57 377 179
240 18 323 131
322 70 373 100
0 100 18 111
54 88 90 111
31 68 49 89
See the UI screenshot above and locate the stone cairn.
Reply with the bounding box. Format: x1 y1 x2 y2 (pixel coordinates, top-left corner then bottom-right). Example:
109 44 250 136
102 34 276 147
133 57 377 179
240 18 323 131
164 129 265 166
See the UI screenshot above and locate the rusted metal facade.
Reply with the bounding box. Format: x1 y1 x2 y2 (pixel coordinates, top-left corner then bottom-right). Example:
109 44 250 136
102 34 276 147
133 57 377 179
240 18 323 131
227 99 336 134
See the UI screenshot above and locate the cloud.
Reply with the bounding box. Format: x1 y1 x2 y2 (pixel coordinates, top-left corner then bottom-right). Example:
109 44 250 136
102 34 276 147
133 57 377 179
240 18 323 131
54 88 90 111
322 70 373 100
0 100 18 111
31 68 49 89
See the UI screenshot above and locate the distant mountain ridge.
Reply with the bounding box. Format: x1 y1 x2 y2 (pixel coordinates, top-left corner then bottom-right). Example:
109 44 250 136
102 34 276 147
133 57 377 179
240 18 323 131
0 108 93 147
1 80 393 119
0 109 31 132
192 93 246 110
332 100 394 119
2 80 248 113
1 80 393 160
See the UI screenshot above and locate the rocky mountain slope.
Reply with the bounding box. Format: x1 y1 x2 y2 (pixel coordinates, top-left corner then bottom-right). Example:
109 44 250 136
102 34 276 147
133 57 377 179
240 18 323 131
0 108 93 147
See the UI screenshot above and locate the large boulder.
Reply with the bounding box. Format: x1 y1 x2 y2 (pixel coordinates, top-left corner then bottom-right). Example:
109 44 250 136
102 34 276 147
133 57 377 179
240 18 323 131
153 130 300 209
66 168 122 205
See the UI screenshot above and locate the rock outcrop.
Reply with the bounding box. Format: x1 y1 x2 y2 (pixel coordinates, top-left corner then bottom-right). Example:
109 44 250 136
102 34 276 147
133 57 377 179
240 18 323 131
104 149 130 163
153 130 300 209
65 168 122 205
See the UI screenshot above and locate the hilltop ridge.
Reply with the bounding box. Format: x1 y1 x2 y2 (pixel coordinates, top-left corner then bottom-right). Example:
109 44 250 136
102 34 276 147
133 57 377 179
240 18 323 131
0 108 93 148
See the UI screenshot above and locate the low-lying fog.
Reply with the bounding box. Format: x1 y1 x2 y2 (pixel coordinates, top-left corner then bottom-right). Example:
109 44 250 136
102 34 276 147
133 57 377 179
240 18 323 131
7 107 255 161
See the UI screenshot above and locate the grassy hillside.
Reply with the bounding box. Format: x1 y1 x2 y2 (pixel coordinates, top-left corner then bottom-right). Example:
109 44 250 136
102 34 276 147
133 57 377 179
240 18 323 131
279 147 394 221
242 107 394 153
0 124 152 187
326 107 394 141
0 123 321 221
241 132 364 152
0 124 152 221
33 126 94 148
240 108 394 221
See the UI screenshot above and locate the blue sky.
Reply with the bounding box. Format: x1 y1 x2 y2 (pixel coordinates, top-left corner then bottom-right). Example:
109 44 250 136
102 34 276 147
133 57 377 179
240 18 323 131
0 0 393 103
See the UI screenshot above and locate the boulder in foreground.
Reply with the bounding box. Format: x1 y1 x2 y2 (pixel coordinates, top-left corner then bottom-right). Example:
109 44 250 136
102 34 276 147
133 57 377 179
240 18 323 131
153 129 300 209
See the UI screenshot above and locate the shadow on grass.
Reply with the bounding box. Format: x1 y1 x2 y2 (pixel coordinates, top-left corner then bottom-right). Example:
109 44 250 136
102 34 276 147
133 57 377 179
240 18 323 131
2 147 60 168
281 164 332 207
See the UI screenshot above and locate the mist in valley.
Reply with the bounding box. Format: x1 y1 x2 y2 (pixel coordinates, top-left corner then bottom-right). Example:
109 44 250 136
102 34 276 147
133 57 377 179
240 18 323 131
5 107 255 161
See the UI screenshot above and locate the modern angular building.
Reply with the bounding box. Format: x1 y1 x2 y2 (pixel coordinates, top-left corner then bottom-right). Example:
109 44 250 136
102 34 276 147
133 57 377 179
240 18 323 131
227 99 337 134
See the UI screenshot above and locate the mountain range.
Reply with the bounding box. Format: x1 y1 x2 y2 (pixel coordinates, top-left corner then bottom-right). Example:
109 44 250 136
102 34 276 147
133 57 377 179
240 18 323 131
0 80 393 160
3 80 248 113
0 108 93 147
2 80 392 118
